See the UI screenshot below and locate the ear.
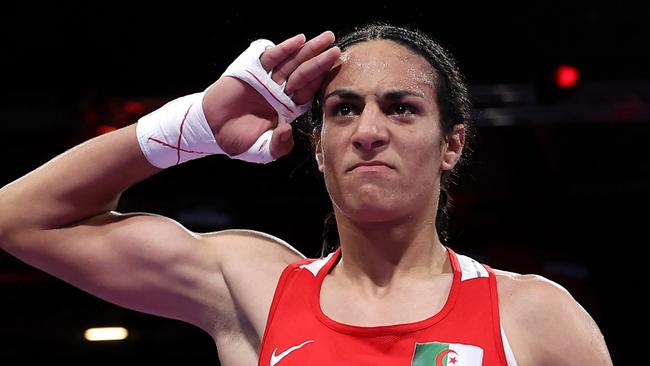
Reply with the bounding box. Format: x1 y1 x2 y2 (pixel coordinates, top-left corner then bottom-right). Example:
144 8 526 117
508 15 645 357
315 136 325 172
441 124 465 171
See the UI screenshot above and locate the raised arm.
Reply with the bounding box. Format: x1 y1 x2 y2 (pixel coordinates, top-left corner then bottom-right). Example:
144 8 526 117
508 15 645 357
0 31 340 332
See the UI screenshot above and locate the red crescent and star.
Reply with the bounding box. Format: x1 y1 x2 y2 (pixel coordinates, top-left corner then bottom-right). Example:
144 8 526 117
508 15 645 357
435 349 458 365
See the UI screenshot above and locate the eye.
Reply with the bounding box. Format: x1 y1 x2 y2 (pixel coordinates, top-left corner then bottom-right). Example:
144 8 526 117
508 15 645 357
333 103 357 117
389 103 416 116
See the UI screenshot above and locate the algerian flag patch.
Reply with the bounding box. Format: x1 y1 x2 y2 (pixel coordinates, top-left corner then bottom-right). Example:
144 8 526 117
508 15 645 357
411 341 483 366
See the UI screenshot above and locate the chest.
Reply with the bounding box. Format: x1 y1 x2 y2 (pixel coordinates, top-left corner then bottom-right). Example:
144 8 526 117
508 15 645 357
319 274 454 326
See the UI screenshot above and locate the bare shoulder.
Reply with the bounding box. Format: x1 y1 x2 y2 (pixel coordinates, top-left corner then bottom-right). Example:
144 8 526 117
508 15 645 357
202 228 306 267
493 268 575 328
493 269 612 365
201 228 306 299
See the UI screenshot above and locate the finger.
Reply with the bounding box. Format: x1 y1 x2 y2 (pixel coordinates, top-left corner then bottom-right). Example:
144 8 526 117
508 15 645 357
270 123 294 159
270 31 336 85
291 75 327 105
216 116 275 156
285 46 341 104
260 34 306 72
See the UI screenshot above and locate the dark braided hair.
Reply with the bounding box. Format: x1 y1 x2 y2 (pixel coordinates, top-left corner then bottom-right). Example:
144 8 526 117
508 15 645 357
301 23 474 257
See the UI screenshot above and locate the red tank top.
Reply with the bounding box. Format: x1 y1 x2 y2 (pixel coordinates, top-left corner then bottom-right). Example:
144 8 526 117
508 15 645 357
258 247 513 366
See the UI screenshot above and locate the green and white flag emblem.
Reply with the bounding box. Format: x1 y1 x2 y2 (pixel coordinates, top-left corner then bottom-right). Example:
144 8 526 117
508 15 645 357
411 342 483 366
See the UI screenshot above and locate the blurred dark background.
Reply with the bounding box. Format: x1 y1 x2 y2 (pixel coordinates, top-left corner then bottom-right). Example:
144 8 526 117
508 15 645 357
1 2 648 365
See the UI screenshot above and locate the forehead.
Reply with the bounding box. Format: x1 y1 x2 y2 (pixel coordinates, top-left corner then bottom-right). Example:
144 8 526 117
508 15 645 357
323 39 437 97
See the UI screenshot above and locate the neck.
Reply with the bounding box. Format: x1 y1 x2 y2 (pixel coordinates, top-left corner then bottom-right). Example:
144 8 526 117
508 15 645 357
333 209 450 289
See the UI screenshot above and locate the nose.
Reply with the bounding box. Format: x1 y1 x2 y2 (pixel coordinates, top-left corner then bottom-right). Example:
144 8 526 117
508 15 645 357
351 103 389 153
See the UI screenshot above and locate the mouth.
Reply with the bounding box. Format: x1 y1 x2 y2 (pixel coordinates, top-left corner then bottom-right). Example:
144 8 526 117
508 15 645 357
347 161 394 172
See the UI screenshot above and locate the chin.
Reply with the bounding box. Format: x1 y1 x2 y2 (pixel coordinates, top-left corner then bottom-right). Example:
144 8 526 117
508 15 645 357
350 210 403 224
328 177 415 220
339 199 407 224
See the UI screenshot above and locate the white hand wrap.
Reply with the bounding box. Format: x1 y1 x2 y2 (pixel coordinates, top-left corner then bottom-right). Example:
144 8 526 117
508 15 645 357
136 93 275 168
221 39 312 124
136 39 310 168
136 93 220 169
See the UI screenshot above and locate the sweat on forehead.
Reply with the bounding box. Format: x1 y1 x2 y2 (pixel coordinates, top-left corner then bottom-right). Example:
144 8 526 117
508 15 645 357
326 40 437 96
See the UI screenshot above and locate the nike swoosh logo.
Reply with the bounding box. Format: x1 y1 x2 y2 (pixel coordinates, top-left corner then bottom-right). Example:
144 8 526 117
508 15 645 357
270 340 314 366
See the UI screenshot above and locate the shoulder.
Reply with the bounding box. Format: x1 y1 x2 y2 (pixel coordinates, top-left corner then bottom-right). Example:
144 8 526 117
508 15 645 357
200 228 306 268
493 268 612 365
199 229 308 302
493 268 576 327
492 268 584 323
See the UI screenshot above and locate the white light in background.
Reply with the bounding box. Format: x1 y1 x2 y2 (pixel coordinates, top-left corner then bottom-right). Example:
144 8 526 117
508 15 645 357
84 327 129 341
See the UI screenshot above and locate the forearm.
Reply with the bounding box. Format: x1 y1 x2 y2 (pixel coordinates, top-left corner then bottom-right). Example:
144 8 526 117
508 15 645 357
0 123 159 237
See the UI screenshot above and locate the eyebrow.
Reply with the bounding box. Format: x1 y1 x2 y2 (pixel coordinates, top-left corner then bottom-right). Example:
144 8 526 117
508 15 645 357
321 88 426 103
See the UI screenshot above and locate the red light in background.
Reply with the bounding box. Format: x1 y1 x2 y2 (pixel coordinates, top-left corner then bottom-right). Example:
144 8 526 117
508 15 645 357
555 65 580 88
96 125 117 135
124 101 147 115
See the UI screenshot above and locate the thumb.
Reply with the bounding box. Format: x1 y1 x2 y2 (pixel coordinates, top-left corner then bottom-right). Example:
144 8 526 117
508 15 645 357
270 123 294 159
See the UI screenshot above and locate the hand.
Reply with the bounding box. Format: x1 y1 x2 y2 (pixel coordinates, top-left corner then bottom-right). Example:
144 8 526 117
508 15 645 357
203 31 341 159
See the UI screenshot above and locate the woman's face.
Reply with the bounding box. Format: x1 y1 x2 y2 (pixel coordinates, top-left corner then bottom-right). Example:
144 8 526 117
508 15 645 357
317 39 460 224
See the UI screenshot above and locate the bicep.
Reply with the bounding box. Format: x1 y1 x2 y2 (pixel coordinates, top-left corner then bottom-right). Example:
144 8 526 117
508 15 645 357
11 211 226 331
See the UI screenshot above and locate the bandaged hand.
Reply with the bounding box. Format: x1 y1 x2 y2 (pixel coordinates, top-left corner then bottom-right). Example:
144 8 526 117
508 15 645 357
136 31 340 168
207 31 341 162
